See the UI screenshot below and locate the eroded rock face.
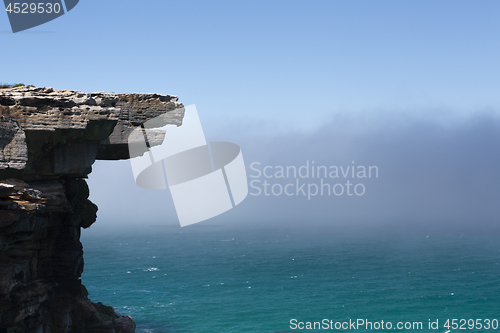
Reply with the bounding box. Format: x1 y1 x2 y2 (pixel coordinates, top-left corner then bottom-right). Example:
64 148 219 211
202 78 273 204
0 117 27 178
0 86 184 333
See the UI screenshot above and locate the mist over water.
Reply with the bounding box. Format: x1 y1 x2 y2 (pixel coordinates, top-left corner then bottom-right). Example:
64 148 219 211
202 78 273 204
82 110 500 332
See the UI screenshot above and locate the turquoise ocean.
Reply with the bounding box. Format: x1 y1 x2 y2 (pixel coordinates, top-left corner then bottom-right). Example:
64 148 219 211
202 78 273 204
81 226 500 333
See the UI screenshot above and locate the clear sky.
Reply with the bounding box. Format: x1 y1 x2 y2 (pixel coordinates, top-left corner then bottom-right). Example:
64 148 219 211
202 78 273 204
2 1 500 230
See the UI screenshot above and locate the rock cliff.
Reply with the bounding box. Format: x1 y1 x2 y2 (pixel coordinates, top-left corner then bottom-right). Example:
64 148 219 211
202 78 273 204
0 86 184 333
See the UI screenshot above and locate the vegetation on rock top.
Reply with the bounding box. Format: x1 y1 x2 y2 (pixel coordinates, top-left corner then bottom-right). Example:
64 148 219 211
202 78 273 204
0 83 26 89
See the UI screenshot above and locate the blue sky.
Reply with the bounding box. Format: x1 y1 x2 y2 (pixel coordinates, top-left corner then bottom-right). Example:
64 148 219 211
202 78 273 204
2 1 500 229
2 1 500 130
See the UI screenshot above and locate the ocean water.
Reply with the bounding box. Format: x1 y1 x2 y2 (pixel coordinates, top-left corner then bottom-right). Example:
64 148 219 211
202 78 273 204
81 226 500 333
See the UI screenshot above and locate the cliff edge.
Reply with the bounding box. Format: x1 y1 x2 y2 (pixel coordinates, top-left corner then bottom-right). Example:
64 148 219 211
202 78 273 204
0 86 184 333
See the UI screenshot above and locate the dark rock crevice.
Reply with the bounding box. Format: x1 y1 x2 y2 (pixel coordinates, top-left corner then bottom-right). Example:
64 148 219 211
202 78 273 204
0 86 184 333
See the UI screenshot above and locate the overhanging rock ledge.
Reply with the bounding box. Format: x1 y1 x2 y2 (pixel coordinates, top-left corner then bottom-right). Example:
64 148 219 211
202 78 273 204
0 86 184 333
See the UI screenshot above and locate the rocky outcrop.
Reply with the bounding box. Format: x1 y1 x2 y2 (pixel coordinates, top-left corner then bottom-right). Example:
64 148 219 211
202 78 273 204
0 86 184 333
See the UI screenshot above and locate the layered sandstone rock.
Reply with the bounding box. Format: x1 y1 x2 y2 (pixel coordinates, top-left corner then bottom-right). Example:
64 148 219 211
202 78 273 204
0 86 184 333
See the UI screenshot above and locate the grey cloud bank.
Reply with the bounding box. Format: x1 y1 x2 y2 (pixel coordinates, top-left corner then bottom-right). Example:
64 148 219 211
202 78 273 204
87 110 500 231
